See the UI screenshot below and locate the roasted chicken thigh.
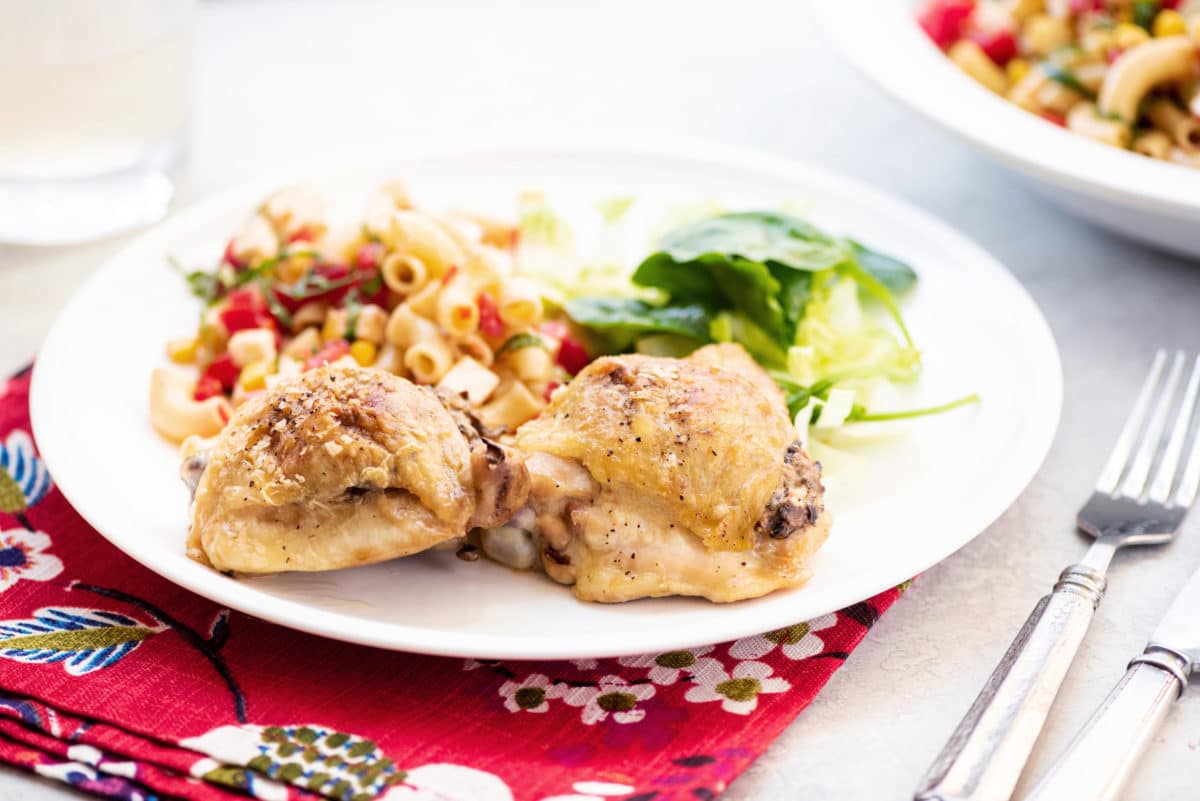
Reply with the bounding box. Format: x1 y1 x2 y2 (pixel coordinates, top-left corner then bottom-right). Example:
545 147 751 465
184 348 829 603
187 366 526 573
513 344 830 602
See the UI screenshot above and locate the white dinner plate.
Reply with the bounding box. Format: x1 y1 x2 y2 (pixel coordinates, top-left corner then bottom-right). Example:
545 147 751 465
30 141 1061 660
814 0 1200 257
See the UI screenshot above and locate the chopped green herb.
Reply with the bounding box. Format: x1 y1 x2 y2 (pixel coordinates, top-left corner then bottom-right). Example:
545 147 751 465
1042 63 1096 101
1133 0 1160 31
496 332 549 356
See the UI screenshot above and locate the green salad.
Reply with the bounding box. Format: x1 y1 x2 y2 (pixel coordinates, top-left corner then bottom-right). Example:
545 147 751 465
520 203 977 444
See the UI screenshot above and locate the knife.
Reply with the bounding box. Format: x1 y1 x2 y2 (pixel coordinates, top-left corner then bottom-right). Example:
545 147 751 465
1022 563 1200 801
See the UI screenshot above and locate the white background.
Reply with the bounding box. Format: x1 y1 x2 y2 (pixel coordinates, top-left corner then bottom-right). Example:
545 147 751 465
0 1 1198 798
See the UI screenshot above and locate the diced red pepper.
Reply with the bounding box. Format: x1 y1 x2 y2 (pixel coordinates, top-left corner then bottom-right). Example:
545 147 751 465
218 285 280 333
918 0 976 49
1161 0 1182 9
1039 110 1067 127
1069 0 1104 11
193 375 225 402
304 339 351 370
477 292 504 337
542 381 561 403
226 285 264 310
219 306 263 334
288 228 315 244
967 28 1017 66
355 242 384 271
555 336 591 376
199 353 240 394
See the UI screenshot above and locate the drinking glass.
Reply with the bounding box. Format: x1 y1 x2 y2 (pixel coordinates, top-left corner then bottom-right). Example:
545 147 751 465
0 0 194 245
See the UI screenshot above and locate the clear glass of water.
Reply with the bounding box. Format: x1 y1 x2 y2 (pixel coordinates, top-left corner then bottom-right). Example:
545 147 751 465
0 0 194 246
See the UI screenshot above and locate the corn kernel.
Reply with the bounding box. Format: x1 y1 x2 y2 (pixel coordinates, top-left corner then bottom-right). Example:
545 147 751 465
350 340 378 367
323 308 349 341
1153 9 1188 37
238 360 271 392
1115 22 1150 50
167 336 198 364
1006 58 1032 84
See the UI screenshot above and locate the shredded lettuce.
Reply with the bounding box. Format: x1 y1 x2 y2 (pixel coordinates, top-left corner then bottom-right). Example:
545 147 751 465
595 196 635 224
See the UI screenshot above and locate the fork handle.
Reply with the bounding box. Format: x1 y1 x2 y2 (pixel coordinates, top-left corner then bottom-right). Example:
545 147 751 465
1022 649 1186 801
914 564 1106 801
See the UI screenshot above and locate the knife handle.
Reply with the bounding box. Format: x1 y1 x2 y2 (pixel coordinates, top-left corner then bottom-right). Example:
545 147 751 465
915 564 1105 801
1022 648 1187 801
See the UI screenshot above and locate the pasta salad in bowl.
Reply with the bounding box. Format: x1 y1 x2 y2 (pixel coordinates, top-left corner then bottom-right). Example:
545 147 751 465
814 0 1200 257
923 0 1200 168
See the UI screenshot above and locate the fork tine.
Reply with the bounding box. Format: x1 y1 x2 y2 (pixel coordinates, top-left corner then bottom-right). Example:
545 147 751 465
1096 350 1167 494
1150 354 1200 505
1119 350 1185 500
1173 368 1200 509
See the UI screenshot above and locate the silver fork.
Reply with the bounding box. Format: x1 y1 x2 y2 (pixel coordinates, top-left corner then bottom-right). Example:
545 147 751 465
915 349 1200 801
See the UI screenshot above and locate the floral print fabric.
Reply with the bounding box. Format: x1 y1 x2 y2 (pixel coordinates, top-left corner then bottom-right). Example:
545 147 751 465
0 368 905 801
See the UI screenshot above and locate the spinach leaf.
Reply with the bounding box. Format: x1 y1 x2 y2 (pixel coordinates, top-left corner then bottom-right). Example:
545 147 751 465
634 251 787 339
655 211 848 271
847 241 917 295
565 297 713 350
769 264 813 333
497 332 549 355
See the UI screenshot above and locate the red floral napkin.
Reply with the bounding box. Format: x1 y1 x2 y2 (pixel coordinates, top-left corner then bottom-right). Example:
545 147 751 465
0 367 905 801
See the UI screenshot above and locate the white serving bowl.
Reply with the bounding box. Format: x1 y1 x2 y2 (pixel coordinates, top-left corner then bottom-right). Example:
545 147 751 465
814 0 1200 258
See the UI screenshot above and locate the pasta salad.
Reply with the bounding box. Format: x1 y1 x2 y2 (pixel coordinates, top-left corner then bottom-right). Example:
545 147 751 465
920 0 1200 167
153 183 583 446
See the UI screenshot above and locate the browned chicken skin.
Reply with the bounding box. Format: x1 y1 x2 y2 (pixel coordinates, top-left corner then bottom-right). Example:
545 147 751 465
514 344 830 602
185 346 829 603
187 366 526 573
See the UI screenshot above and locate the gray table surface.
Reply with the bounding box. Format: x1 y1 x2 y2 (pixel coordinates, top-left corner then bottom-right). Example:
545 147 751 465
1 2 1198 799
